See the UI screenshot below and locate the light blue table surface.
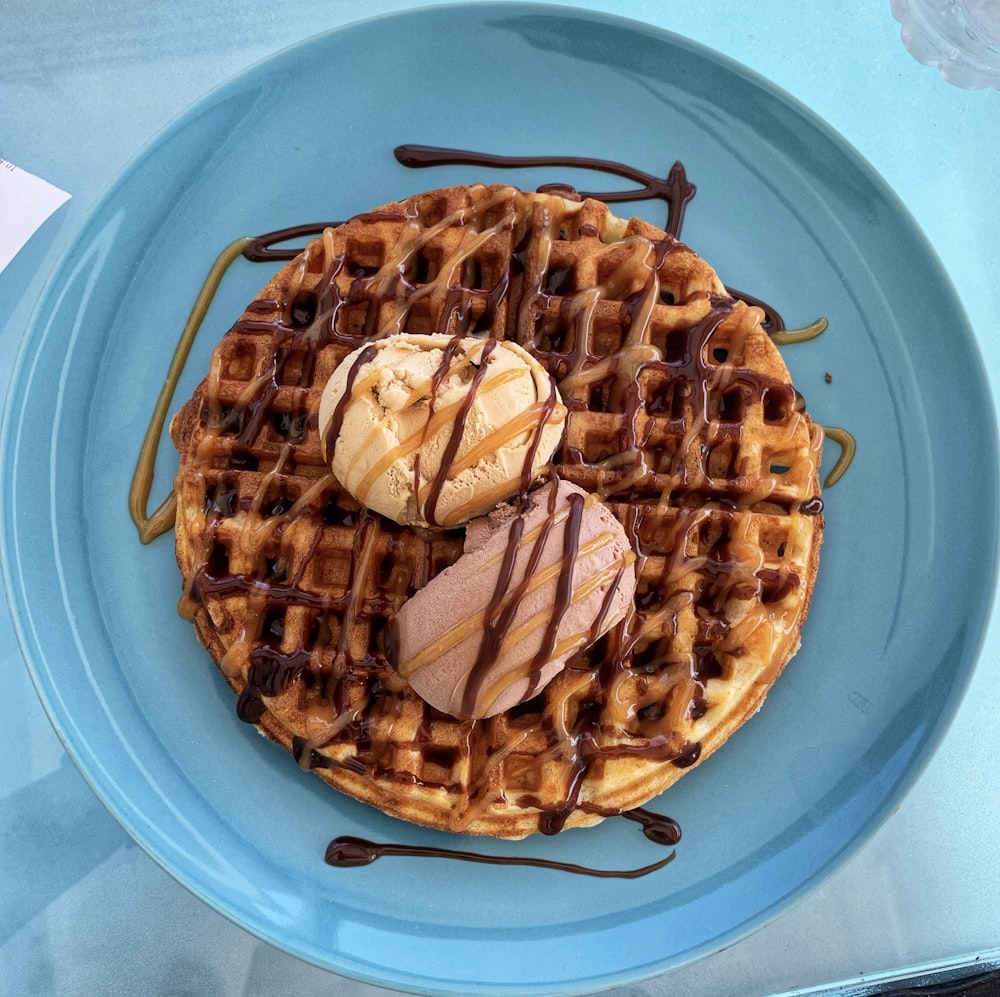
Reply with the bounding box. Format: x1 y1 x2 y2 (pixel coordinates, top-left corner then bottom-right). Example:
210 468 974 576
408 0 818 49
2 2 998 995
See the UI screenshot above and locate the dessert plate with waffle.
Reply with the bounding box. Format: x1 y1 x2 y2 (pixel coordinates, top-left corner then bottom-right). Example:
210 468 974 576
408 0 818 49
2 5 995 995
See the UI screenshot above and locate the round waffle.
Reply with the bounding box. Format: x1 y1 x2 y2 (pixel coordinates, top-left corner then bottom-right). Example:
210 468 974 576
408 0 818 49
170 183 824 838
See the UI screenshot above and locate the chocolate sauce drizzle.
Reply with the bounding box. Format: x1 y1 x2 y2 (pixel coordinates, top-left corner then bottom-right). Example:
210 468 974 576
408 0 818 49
321 343 377 459
459 483 584 717
622 807 683 846
394 144 697 239
424 339 499 527
130 143 856 873
243 222 342 262
325 832 675 878
325 806 681 877
234 146 815 336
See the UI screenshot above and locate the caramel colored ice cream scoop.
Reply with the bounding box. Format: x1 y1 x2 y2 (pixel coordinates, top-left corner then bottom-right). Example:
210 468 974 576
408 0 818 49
390 479 637 719
318 334 566 528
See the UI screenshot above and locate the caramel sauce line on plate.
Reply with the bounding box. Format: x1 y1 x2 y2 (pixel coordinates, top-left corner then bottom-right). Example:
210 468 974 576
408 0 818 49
820 426 856 487
129 236 252 543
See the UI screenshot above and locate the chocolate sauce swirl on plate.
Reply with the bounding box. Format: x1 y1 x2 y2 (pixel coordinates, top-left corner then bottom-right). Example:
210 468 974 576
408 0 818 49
326 805 681 878
324 833 676 878
394 144 697 239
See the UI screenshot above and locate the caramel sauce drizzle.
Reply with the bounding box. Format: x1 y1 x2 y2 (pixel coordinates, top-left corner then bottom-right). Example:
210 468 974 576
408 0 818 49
771 316 828 345
820 426 857 487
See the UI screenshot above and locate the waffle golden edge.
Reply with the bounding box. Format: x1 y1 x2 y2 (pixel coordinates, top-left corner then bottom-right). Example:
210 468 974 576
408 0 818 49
169 183 824 839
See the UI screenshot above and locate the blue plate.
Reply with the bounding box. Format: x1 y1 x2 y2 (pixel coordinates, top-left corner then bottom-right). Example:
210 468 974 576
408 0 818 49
2 4 997 994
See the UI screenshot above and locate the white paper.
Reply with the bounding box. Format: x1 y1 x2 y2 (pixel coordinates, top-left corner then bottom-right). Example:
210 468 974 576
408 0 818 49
0 158 71 275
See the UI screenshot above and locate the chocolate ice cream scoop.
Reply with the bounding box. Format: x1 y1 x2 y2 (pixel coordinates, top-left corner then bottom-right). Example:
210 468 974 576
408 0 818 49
389 479 636 719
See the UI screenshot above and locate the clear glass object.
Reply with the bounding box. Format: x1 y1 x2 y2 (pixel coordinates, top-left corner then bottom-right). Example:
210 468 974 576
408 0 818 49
891 0 1000 89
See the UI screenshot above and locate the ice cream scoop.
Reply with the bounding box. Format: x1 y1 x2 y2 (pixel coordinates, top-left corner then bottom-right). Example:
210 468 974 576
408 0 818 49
318 334 567 529
389 479 637 719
